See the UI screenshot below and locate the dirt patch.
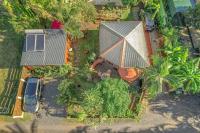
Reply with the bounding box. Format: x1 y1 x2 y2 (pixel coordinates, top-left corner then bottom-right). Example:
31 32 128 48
95 61 119 78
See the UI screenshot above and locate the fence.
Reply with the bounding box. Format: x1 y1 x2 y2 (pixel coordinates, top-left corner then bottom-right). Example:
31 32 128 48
0 65 22 115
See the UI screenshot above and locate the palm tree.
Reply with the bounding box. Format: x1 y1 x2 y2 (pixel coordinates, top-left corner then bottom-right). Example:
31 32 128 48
143 27 200 98
143 55 172 98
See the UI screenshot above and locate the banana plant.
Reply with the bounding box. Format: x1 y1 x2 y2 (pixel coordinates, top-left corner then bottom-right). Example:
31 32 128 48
170 58 200 93
143 55 172 98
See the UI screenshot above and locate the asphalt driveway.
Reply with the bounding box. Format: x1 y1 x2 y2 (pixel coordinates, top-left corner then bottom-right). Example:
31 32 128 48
35 78 66 123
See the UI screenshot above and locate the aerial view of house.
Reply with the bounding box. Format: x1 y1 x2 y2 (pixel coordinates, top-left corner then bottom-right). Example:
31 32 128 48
0 0 199 132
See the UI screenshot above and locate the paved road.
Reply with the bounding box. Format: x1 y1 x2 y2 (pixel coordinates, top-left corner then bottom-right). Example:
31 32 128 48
0 94 199 133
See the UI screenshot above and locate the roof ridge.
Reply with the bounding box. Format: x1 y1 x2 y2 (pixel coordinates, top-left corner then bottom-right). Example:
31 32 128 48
124 21 142 38
125 41 149 66
101 23 125 37
101 21 141 37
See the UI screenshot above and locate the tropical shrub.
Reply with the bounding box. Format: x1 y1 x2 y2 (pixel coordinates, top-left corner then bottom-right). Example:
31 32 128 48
144 27 200 98
169 58 200 94
57 64 96 105
143 55 172 98
184 4 200 28
83 78 132 118
31 64 73 78
57 78 133 119
57 78 82 105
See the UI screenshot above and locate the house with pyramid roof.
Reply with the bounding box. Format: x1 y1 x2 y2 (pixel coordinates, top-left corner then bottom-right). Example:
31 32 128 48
99 21 150 69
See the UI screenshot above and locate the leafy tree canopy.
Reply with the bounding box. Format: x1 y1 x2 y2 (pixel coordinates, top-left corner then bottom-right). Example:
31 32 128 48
185 4 200 28
2 0 97 37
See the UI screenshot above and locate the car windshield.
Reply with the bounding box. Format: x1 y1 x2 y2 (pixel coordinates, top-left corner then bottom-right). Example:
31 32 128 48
24 95 37 105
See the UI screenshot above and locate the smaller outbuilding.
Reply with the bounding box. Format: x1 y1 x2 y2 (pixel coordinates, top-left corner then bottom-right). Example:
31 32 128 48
20 29 71 66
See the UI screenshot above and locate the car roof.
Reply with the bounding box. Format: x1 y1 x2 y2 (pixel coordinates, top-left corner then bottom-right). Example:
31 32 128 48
27 77 39 83
25 78 39 96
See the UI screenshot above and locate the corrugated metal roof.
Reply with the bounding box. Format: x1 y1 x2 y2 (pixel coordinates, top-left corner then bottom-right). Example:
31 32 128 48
101 40 123 66
125 22 149 65
100 21 150 68
124 42 149 68
101 21 141 37
20 29 67 66
99 24 122 53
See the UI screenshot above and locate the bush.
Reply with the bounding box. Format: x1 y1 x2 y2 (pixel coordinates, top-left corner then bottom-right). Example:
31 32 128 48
31 64 73 78
58 77 133 119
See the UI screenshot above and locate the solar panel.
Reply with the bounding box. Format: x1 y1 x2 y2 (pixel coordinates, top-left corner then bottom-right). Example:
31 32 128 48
36 34 45 51
26 35 35 51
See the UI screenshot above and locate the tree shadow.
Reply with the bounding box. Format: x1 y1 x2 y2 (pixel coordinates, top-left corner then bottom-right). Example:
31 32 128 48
132 123 198 133
0 119 38 133
0 6 24 115
0 6 23 69
68 123 199 133
148 94 200 133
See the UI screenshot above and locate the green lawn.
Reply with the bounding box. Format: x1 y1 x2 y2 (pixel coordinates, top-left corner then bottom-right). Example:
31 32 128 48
76 30 99 67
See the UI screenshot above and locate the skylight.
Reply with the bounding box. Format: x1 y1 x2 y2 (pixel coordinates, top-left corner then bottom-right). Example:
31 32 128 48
26 34 45 52
36 35 45 51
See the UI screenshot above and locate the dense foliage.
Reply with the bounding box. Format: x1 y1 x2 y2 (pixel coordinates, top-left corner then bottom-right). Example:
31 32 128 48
143 27 200 98
58 78 132 120
121 0 140 6
83 78 132 118
185 4 200 28
2 0 97 37
31 64 73 78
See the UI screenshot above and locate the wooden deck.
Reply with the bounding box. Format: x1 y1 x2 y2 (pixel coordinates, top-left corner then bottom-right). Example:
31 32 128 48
12 67 30 118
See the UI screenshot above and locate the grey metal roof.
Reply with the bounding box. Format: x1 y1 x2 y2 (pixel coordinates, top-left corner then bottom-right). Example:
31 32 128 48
101 21 141 37
100 21 150 68
20 29 67 66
